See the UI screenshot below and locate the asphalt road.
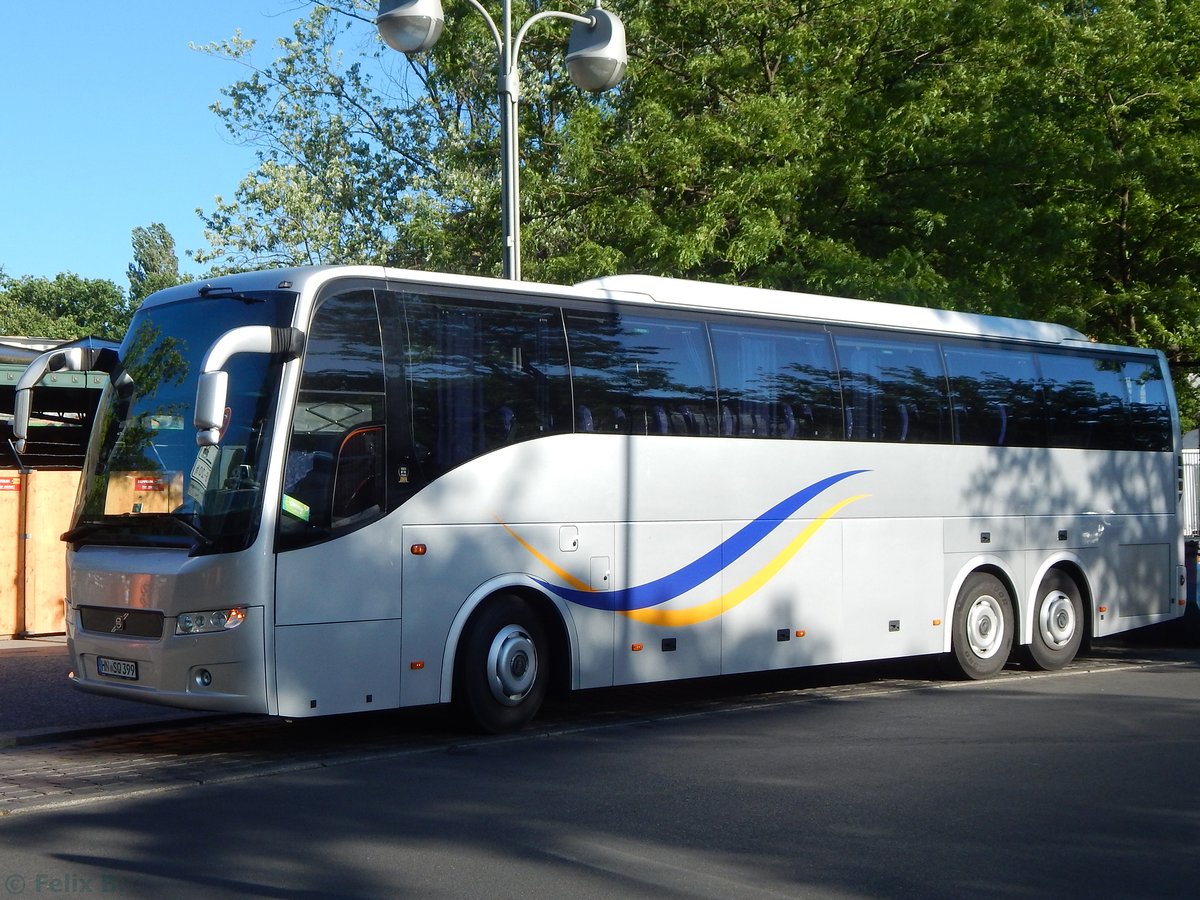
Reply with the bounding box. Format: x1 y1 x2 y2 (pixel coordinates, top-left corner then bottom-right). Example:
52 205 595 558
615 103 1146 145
0 638 1197 898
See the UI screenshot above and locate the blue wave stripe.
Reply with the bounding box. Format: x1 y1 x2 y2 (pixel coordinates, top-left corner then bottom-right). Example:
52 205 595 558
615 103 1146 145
536 469 866 611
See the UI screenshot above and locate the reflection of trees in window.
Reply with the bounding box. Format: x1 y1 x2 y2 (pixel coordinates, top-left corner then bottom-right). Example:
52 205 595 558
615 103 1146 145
99 321 190 473
1124 362 1171 450
300 291 385 395
953 370 1045 447
1036 352 1173 451
1040 354 1122 450
405 297 570 477
945 346 1043 447
569 313 717 435
944 344 1172 451
836 336 950 443
75 291 295 552
711 325 842 439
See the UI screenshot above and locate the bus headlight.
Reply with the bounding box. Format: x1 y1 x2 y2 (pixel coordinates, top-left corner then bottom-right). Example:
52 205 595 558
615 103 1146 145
176 608 247 635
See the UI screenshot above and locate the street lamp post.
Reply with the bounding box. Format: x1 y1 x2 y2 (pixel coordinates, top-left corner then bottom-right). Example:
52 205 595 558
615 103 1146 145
376 0 627 281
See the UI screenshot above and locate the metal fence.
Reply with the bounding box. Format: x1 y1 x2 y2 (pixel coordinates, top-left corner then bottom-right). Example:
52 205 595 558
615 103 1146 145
1183 449 1200 538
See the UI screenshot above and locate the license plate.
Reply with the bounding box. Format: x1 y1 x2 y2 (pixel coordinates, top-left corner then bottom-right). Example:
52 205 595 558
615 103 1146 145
97 656 139 680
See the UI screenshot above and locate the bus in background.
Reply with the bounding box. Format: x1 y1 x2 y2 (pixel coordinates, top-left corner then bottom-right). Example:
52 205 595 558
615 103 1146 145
13 266 1184 732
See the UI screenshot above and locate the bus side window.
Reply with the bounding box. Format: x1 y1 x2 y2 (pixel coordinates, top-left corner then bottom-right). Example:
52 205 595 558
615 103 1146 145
944 343 1043 447
710 323 841 440
1036 351 1172 452
402 297 571 478
567 312 717 435
835 333 951 444
279 288 387 549
1123 360 1172 451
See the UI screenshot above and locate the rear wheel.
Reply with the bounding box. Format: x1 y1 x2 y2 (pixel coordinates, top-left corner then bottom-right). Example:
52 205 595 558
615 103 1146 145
456 595 548 734
947 572 1014 679
1024 570 1084 670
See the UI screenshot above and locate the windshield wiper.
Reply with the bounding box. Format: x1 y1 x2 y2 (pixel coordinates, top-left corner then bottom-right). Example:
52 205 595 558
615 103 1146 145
196 285 267 303
143 513 213 548
62 514 213 552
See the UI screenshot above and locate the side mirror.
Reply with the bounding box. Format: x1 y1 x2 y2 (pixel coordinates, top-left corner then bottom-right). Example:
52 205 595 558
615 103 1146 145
11 387 32 454
10 341 118 453
194 371 229 447
193 326 304 447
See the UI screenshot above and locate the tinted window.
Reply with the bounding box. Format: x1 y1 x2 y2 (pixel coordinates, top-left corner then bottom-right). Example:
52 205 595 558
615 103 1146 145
1039 351 1172 451
944 343 1044 446
405 295 570 477
710 322 842 439
835 333 950 443
280 289 387 546
1122 358 1172 451
567 312 716 435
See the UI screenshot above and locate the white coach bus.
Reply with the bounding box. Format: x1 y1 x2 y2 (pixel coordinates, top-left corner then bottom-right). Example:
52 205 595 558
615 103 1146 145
13 267 1185 731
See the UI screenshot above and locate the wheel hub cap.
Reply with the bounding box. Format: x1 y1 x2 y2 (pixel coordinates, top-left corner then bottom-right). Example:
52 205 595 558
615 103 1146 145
487 625 537 707
966 595 1005 659
1039 590 1076 649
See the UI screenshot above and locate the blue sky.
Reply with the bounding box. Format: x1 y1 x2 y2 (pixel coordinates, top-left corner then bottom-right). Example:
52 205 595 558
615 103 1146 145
0 2 329 288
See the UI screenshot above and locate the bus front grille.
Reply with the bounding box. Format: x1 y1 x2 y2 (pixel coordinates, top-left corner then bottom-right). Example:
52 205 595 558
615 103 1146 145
78 606 164 639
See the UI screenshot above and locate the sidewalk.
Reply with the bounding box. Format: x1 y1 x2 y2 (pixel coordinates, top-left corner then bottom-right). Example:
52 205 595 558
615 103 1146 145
0 634 204 746
0 634 67 653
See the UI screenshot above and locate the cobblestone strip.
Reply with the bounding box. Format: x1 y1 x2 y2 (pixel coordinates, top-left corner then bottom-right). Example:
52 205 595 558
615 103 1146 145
1 717 319 816
0 707 473 817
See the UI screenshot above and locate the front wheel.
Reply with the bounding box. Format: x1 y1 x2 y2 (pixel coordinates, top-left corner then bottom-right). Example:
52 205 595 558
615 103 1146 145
1024 570 1084 671
456 595 548 734
946 572 1014 679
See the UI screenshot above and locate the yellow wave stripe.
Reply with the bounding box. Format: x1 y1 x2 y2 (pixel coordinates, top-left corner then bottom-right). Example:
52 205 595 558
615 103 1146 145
619 494 869 626
496 517 593 592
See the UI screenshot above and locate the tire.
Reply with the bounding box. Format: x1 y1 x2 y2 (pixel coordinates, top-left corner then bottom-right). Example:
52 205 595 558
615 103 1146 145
947 572 1014 679
456 595 548 734
1024 570 1084 671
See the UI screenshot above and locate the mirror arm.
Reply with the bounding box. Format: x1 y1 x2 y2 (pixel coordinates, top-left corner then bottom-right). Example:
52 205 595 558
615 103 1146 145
194 326 304 447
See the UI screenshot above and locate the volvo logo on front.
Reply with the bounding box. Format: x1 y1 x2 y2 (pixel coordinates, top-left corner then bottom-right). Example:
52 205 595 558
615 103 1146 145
111 613 129 633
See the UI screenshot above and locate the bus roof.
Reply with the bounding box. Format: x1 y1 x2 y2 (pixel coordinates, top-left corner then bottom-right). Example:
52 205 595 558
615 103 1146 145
579 274 1090 345
147 265 1090 347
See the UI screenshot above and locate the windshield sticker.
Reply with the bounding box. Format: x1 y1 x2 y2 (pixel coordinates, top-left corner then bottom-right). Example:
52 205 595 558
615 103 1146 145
187 445 220 505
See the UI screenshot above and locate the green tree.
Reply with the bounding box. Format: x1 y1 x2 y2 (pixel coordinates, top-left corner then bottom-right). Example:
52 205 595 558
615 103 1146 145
0 272 131 340
192 5 451 273
196 1 1200 424
193 1 630 275
128 222 185 306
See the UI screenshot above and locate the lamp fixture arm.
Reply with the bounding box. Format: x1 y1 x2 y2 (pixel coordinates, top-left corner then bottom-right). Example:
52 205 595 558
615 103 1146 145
505 11 591 100
462 0 503 54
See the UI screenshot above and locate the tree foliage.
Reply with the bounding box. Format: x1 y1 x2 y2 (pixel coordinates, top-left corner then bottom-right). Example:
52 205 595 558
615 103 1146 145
128 222 185 307
0 272 130 341
196 0 1200 425
0 222 181 341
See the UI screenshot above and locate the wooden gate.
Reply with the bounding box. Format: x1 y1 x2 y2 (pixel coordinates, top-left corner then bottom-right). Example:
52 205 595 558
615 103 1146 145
0 469 80 637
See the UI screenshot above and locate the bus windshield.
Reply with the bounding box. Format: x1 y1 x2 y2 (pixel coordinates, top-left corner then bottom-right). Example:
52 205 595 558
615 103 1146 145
71 290 298 554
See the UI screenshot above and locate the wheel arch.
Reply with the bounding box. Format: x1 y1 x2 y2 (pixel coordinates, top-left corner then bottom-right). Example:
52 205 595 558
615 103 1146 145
439 575 575 704
1024 556 1094 648
943 556 1021 654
